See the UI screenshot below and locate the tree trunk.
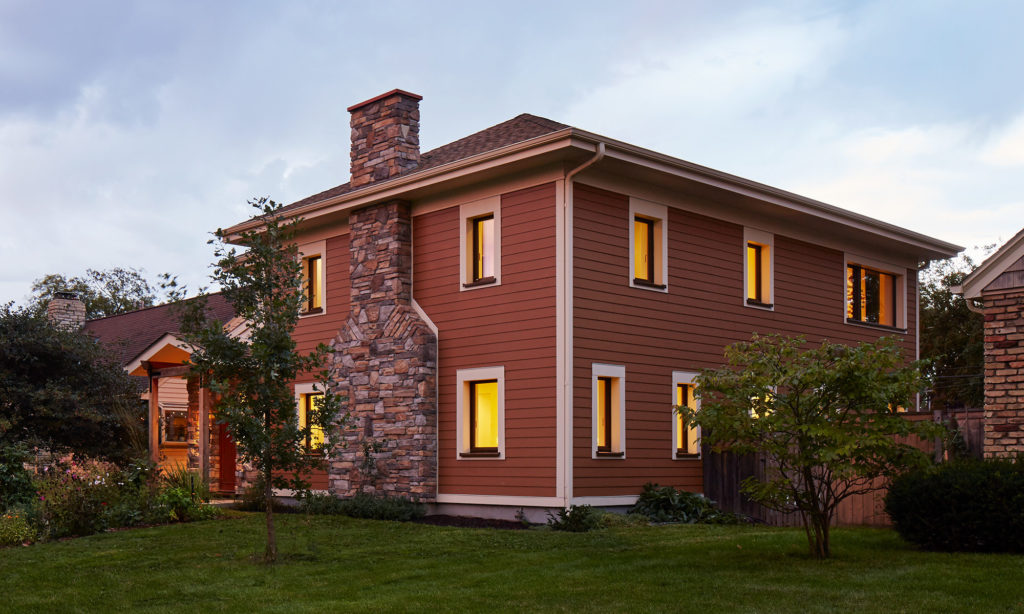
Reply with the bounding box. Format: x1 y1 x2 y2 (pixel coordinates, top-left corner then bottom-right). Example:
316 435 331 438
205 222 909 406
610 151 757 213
264 464 276 563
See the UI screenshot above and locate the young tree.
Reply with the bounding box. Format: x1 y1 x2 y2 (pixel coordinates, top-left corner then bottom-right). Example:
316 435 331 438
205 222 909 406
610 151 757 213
30 267 169 319
919 253 985 410
681 334 940 559
174 197 343 563
0 303 144 462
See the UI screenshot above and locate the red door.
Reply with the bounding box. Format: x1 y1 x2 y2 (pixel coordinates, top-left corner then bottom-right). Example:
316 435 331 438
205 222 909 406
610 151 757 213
217 422 237 493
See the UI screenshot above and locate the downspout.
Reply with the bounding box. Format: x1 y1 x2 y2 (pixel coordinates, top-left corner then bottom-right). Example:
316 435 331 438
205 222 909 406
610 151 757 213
951 284 984 314
561 142 605 507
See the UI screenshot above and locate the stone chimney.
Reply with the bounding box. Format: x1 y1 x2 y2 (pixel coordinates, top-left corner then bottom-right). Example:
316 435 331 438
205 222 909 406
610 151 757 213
46 291 87 330
348 89 422 188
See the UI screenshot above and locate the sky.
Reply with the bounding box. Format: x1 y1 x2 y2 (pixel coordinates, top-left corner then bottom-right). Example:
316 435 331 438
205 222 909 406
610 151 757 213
1 0 1022 303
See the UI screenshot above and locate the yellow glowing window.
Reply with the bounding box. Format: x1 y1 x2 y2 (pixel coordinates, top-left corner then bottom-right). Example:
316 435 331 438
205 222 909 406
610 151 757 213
676 384 699 455
470 380 499 452
470 215 495 283
847 264 897 327
302 255 323 314
634 217 654 283
746 242 771 305
299 392 325 452
597 376 612 451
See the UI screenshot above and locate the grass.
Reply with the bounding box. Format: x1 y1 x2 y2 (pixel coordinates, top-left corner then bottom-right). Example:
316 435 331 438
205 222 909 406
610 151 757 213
0 513 1022 613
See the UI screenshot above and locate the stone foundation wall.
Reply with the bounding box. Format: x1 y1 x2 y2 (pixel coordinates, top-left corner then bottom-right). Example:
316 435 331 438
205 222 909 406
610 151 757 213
982 288 1024 457
327 200 437 500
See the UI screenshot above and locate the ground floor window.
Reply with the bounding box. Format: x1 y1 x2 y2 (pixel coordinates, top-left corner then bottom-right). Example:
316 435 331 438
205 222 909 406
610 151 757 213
672 371 700 458
592 364 626 458
457 366 505 459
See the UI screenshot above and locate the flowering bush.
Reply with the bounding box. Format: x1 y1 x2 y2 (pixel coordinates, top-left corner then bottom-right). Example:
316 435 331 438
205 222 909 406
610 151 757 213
0 507 36 546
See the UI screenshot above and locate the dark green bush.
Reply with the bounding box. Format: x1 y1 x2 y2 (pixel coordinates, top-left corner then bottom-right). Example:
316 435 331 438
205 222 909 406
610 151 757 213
885 456 1024 552
630 482 742 524
161 465 212 502
547 505 601 532
299 492 425 521
0 446 34 511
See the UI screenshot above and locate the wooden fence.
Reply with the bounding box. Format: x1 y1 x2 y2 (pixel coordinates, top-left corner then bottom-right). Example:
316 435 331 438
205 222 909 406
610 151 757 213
702 411 984 527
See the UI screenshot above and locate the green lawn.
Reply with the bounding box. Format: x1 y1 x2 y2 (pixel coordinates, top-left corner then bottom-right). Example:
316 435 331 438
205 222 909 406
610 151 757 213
1 514 1021 613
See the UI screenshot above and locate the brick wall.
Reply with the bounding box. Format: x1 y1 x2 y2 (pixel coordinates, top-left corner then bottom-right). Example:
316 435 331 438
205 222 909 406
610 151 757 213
982 288 1024 457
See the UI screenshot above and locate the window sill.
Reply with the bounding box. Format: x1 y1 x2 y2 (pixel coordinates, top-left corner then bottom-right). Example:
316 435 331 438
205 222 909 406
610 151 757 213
674 451 700 460
631 278 667 291
844 318 906 334
459 450 501 458
595 450 625 458
161 441 188 447
463 276 497 289
745 299 774 310
300 307 324 317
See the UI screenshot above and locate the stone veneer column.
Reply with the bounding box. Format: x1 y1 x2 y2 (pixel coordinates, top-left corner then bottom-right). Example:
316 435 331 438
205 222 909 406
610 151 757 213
982 288 1024 457
328 200 437 500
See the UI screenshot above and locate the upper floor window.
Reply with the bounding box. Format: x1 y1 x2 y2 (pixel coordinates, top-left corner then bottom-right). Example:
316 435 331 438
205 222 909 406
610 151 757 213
592 363 626 458
628 198 668 292
744 228 773 309
457 366 505 459
846 261 901 328
460 196 501 290
299 239 326 316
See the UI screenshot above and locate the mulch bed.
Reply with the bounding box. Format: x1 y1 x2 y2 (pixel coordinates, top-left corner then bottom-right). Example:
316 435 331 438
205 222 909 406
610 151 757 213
413 515 532 530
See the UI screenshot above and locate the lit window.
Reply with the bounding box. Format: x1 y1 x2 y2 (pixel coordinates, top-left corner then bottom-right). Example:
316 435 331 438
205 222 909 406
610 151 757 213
298 392 325 453
159 403 188 444
847 263 899 327
302 255 323 314
744 228 773 308
675 384 699 456
628 198 667 291
471 215 495 283
457 366 505 459
460 196 501 290
672 371 700 459
592 364 625 458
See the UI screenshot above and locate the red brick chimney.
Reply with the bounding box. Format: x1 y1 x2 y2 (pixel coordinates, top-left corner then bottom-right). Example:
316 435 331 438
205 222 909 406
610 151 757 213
348 89 422 188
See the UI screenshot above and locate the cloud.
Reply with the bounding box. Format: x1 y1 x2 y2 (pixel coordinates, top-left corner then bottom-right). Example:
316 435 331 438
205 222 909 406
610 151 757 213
979 113 1024 167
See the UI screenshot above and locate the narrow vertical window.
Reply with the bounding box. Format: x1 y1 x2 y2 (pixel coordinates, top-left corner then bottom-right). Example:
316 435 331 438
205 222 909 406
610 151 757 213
676 384 699 456
471 215 495 282
744 229 773 308
469 379 499 453
846 264 898 327
634 217 654 283
597 376 612 452
299 392 325 453
302 255 323 314
747 243 762 302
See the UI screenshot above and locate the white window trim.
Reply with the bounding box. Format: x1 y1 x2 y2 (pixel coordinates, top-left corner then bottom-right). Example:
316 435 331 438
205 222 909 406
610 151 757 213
591 363 626 459
294 382 328 449
671 371 701 460
459 195 502 291
628 198 668 292
743 227 774 310
298 239 327 318
456 366 506 460
843 253 907 330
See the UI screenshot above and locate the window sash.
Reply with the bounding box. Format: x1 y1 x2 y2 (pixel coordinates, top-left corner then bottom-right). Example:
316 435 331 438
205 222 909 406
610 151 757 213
471 215 495 282
303 255 322 313
633 217 655 282
747 243 762 302
597 376 613 452
300 392 325 452
469 379 499 452
676 384 698 455
847 265 897 326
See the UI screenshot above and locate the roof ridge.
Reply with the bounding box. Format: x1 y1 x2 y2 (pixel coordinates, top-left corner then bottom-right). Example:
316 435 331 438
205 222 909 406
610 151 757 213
83 291 225 323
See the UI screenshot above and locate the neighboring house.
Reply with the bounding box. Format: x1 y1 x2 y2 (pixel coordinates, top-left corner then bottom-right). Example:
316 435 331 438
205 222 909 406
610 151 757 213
217 89 960 520
955 228 1024 458
75 294 241 491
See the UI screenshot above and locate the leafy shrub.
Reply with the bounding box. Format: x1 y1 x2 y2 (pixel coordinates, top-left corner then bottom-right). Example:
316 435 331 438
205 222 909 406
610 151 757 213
885 456 1024 552
630 483 743 524
161 465 211 502
0 446 34 511
299 492 425 521
0 507 36 546
547 505 601 532
158 487 218 522
598 511 650 528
